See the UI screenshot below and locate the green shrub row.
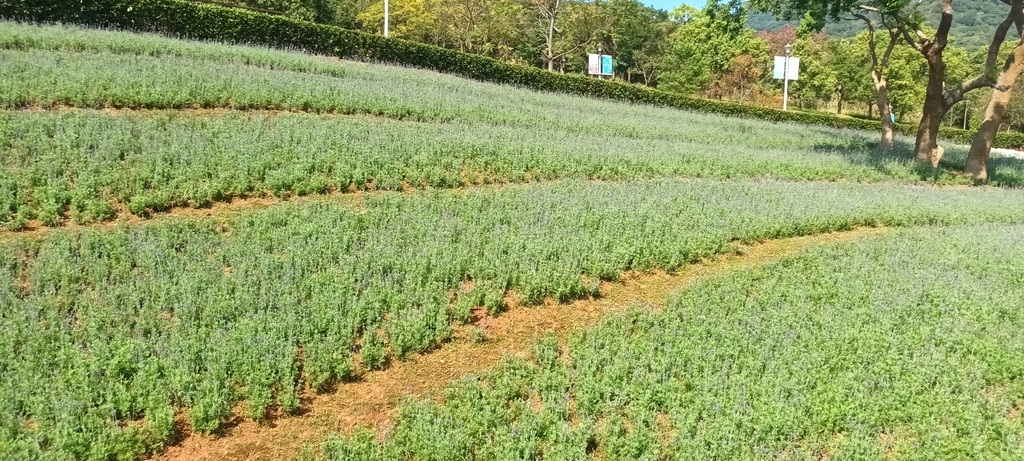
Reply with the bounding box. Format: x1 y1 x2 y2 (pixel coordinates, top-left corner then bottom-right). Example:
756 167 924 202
5 0 1024 149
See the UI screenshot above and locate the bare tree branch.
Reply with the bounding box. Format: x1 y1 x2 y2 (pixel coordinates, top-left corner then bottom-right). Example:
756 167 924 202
888 10 924 52
942 0 1024 105
852 13 878 72
882 28 897 69
984 0 1024 80
934 0 954 48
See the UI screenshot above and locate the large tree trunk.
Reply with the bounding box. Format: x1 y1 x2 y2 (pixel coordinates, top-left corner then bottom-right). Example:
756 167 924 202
891 0 954 166
915 49 949 166
853 15 899 151
965 46 1024 182
901 0 1023 168
876 84 895 150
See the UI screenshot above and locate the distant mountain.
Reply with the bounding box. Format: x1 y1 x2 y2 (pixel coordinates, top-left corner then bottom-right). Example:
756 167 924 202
747 0 1012 51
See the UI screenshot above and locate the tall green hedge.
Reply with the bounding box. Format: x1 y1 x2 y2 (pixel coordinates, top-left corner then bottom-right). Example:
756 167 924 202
4 0 1024 150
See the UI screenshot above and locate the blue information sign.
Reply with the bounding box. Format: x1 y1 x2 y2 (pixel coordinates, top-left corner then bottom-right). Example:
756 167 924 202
600 55 613 75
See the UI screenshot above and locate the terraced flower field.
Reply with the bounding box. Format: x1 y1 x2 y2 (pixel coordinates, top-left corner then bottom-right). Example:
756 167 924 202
7 22 1024 229
1 19 1023 461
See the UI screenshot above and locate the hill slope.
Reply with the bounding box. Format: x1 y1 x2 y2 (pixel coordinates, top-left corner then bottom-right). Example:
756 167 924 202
749 0 1009 50
9 21 1024 229
6 21 1024 461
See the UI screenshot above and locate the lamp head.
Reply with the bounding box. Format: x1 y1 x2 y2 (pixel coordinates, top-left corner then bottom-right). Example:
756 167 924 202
784 43 793 55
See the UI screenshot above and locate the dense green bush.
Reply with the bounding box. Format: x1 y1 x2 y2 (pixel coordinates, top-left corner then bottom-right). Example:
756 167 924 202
4 0 1023 149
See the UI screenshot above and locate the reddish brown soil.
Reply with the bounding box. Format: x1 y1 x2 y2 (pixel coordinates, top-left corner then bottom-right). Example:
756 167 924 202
149 227 888 461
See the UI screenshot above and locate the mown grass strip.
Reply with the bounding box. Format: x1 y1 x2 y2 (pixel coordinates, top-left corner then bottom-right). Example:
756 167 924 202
3 179 1024 460
322 224 1024 460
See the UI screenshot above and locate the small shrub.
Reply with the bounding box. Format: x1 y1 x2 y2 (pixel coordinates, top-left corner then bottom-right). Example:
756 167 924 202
468 326 486 344
359 328 387 371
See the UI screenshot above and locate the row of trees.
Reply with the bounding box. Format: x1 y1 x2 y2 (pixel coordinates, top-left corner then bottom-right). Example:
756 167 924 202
755 0 1024 180
216 0 1023 181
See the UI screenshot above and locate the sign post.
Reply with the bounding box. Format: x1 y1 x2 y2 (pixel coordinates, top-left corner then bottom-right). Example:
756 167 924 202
772 44 798 111
588 54 601 76
588 44 613 79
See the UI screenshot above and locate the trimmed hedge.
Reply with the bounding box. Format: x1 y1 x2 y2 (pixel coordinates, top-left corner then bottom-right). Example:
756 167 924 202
4 0 1024 150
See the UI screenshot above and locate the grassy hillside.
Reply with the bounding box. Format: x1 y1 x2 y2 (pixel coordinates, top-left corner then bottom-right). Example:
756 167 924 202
4 20 1024 461
6 180 1024 460
323 224 1024 459
5 22 1024 230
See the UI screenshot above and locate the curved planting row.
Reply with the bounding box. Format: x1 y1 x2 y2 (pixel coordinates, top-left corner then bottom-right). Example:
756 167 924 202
323 224 1024 460
5 109 1000 228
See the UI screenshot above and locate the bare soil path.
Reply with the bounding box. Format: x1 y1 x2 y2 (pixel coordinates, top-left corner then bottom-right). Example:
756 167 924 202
150 227 889 461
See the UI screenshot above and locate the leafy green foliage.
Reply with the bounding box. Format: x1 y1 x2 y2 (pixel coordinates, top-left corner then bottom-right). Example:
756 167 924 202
660 1 767 96
358 0 434 41
827 36 875 113
360 328 388 370
322 224 1024 459
788 34 837 109
6 180 1024 458
595 0 671 80
750 0 1023 51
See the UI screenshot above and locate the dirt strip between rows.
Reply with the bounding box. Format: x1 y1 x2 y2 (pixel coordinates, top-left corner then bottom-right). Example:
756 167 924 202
150 227 889 461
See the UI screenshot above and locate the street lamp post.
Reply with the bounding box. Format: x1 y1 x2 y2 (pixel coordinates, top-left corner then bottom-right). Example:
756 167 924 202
783 43 792 111
384 0 389 37
597 44 603 80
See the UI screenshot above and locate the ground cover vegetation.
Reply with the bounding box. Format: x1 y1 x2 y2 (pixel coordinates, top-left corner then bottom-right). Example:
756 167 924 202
11 108 1024 228
8 22 1024 228
321 224 1024 460
6 180 1024 459
5 1 1024 154
0 22 873 131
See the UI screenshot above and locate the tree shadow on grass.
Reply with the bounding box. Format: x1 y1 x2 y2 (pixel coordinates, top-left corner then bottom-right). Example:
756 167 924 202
940 146 1024 187
811 137 962 184
811 130 1024 187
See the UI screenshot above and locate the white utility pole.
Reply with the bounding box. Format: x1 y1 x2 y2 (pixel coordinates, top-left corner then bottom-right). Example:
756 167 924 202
783 43 792 111
384 0 389 37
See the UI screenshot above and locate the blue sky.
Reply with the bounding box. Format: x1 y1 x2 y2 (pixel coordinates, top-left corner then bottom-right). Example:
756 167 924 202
644 0 705 13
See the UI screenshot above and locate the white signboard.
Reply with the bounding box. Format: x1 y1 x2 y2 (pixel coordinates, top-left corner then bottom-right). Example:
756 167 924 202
772 56 800 81
588 54 601 75
588 54 613 76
